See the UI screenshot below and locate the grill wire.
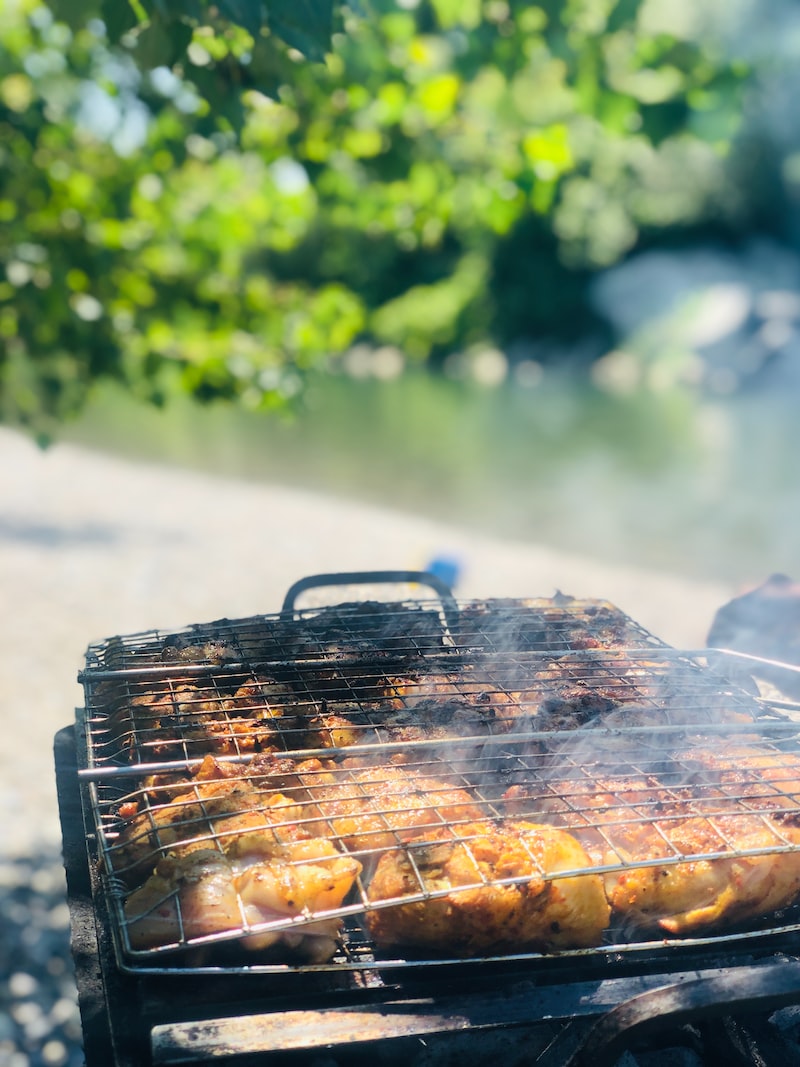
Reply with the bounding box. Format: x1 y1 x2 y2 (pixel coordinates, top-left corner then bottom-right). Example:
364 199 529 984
76 595 800 974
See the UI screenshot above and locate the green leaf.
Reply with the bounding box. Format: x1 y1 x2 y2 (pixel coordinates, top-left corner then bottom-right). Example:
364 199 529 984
266 0 334 61
136 18 193 68
101 0 141 43
157 0 206 18
187 57 249 126
606 0 644 34
217 0 265 38
47 0 101 30
245 33 290 97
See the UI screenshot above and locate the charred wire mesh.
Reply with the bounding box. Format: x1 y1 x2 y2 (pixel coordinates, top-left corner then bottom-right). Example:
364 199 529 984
76 595 800 974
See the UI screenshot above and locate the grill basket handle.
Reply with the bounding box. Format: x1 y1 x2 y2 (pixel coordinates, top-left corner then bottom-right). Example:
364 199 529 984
281 570 459 624
552 960 800 1067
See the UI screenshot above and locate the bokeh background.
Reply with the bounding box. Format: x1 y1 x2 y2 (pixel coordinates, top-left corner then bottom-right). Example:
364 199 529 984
3 0 800 1063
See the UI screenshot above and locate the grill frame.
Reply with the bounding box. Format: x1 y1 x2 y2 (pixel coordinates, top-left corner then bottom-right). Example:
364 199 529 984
81 709 800 977
55 722 800 1066
57 572 800 1065
74 573 800 979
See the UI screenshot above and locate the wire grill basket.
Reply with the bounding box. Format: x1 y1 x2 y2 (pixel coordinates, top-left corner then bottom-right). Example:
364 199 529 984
75 577 800 975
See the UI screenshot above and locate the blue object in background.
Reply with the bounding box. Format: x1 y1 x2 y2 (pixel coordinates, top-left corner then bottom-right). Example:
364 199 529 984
424 555 462 592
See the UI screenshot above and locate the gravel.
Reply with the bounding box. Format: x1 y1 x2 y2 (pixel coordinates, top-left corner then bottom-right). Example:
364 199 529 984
0 851 84 1067
0 426 737 1066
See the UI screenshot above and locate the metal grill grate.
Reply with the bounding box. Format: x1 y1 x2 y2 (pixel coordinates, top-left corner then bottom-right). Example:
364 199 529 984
75 586 800 976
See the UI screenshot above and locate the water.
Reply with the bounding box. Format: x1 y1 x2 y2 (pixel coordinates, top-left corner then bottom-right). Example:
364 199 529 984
61 371 800 585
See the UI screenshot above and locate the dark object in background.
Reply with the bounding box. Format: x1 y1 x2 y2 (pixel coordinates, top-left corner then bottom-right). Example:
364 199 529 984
707 573 800 697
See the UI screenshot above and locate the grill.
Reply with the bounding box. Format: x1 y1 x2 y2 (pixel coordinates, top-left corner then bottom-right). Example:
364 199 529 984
55 570 800 1066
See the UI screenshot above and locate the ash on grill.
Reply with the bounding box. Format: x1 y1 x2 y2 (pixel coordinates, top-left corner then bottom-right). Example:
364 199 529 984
76 584 800 972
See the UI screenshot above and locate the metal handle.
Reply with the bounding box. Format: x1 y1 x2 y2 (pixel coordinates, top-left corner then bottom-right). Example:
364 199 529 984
557 961 800 1067
281 569 459 617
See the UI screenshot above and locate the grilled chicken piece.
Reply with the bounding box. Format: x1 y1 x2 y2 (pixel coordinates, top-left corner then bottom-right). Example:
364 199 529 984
387 671 485 703
450 596 646 653
365 820 609 954
508 768 800 935
502 774 668 837
124 850 241 947
382 658 675 740
601 813 800 935
376 700 508 744
172 676 299 755
275 602 446 664
230 676 300 715
186 715 281 756
124 835 361 961
234 835 361 956
107 673 300 763
672 744 800 815
135 755 482 858
160 634 240 664
111 772 306 883
379 650 755 742
512 653 697 733
306 765 486 854
503 767 779 833
376 670 522 737
110 682 285 760
304 712 370 749
507 768 800 934
121 752 249 804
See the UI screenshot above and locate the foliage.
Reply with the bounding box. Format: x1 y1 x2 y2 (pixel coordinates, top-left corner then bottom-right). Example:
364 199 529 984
1 0 755 438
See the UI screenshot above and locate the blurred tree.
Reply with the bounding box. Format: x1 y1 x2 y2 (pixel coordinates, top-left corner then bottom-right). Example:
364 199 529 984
2 0 753 439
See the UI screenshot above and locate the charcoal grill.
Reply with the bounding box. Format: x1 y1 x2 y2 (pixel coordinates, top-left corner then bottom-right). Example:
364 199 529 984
55 571 800 1066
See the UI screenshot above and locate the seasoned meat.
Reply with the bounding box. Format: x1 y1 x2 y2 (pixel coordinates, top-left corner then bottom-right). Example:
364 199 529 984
601 813 800 935
304 711 372 749
229 676 300 715
502 774 669 837
450 596 647 653
365 820 609 954
160 638 239 665
124 835 361 961
374 665 610 740
284 602 447 657
108 681 285 760
672 745 800 801
668 744 800 822
111 771 307 884
506 768 800 935
374 698 505 744
124 850 241 948
305 764 486 854
378 655 682 740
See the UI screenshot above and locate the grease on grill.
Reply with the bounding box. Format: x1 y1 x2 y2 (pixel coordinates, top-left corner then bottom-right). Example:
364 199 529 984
78 594 800 970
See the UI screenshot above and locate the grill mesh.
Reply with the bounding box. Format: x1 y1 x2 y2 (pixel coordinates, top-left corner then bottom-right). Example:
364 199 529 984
76 593 800 973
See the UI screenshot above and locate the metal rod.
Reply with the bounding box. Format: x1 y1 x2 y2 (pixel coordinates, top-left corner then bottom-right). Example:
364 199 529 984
149 961 800 1063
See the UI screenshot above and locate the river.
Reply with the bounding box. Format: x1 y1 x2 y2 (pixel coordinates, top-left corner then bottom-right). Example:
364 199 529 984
61 370 800 586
